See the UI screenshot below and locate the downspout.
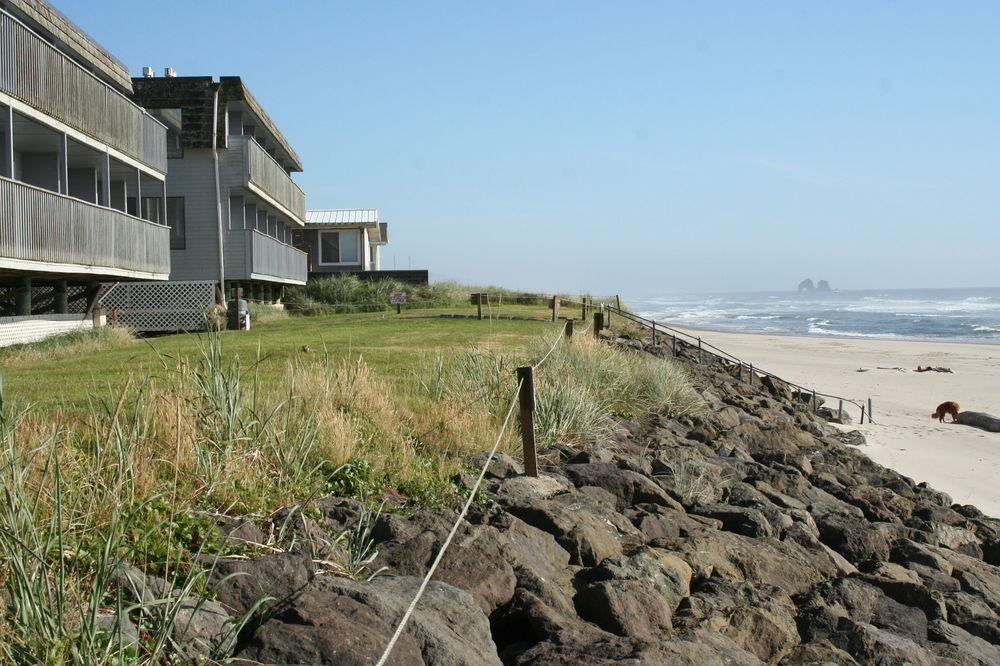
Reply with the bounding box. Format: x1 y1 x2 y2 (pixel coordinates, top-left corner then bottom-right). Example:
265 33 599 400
211 85 226 304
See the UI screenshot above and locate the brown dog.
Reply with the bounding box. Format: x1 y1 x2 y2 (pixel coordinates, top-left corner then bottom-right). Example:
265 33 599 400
931 401 960 423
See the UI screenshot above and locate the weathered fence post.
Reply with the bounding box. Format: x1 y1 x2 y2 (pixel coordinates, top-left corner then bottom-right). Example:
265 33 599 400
860 404 866 425
651 322 657 345
838 400 844 421
812 390 818 414
748 363 753 385
697 337 703 364
516 367 538 477
737 363 743 382
868 398 873 423
593 312 604 337
476 293 483 321
552 295 559 322
564 319 574 340
581 297 587 321
616 295 622 311
672 335 677 357
397 302 402 315
606 305 612 329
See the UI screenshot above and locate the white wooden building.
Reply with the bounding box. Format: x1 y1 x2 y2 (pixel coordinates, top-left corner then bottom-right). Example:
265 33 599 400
131 74 308 302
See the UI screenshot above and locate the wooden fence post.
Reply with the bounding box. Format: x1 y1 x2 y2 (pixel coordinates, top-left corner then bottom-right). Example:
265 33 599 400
552 295 559 322
616 295 622 311
868 398 873 423
737 363 743 382
564 319 574 339
651 322 657 345
812 389 818 414
581 298 587 321
516 367 538 477
838 400 844 421
748 363 753 385
697 337 703 364
672 335 677 357
476 293 483 321
860 404 866 425
606 305 612 329
593 312 603 338
397 303 402 315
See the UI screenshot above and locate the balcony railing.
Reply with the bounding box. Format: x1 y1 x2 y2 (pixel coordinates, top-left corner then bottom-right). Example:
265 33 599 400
0 177 170 277
245 229 306 283
0 9 167 173
239 136 306 224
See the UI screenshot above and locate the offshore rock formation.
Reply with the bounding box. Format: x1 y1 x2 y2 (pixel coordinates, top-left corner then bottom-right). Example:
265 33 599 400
798 279 833 293
114 335 1000 664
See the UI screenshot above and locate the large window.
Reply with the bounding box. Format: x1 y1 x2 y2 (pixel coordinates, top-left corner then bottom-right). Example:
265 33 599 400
167 197 185 249
319 230 360 264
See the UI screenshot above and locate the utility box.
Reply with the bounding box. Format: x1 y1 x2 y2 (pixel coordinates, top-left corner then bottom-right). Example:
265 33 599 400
228 298 250 330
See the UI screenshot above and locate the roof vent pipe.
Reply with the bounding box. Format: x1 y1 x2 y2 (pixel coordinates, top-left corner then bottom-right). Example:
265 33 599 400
164 67 177 78
142 66 155 78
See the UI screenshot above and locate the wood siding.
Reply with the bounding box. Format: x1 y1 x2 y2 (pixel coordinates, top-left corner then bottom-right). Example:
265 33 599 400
0 176 169 276
239 136 305 223
245 230 306 283
163 149 221 281
0 9 167 172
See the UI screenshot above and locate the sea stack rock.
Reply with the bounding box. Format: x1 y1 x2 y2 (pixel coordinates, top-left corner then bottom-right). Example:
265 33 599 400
798 279 815 293
817 280 832 292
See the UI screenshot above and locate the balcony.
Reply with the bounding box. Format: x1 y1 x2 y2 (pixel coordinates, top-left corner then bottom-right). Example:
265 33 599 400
236 136 306 224
0 9 167 173
0 177 170 278
238 229 306 284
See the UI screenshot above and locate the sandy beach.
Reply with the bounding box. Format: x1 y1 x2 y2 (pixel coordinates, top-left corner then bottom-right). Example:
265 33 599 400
675 327 1000 517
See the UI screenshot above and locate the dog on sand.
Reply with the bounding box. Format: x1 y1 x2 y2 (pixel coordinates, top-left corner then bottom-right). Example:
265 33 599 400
931 401 960 423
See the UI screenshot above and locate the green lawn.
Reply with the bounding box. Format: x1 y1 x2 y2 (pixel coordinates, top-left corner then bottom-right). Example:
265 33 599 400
1 305 569 410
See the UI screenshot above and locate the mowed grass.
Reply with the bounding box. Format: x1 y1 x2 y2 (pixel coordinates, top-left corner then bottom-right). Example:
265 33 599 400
1 304 563 410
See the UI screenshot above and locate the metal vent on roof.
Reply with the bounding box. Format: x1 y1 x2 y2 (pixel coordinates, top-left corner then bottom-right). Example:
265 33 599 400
142 66 155 78
164 67 177 78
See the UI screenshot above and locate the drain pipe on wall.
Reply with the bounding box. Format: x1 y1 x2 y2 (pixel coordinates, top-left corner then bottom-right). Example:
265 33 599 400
211 85 226 304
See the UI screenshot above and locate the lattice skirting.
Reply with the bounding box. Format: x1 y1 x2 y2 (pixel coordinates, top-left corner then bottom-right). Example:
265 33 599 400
0 314 96 348
100 281 217 333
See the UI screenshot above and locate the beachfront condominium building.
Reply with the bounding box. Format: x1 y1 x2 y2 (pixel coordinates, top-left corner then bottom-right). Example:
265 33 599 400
131 74 307 301
0 0 171 322
293 209 426 284
296 209 387 275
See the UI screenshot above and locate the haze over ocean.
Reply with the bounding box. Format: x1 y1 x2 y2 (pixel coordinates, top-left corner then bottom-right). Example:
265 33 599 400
633 287 1000 343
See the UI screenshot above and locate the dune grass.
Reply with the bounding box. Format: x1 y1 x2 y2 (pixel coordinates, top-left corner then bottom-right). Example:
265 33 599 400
0 306 702 662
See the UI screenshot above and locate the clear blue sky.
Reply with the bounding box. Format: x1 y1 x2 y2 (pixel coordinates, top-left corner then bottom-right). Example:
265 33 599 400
62 1 999 296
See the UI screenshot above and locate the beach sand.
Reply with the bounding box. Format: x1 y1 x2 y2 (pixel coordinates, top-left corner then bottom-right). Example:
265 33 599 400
675 327 1000 517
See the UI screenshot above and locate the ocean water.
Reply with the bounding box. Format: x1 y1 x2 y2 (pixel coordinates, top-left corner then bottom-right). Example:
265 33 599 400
632 288 1000 343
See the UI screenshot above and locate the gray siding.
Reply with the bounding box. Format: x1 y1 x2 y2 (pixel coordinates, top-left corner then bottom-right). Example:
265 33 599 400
164 149 221 281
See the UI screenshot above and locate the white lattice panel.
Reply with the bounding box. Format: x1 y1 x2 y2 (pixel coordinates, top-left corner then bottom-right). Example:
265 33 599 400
100 281 217 332
0 315 93 348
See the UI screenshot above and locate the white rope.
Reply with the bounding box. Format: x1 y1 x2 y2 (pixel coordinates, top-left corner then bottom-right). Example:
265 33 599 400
532 327 566 370
375 379 524 666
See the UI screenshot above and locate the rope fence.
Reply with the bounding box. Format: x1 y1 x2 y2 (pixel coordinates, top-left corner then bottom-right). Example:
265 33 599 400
376 326 571 664
586 301 875 425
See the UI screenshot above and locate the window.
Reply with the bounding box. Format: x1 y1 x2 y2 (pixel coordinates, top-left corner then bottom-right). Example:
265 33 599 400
166 128 183 159
167 197 185 249
319 230 360 264
141 197 162 223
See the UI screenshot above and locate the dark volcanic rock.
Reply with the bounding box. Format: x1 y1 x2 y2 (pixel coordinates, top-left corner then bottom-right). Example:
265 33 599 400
183 335 1000 665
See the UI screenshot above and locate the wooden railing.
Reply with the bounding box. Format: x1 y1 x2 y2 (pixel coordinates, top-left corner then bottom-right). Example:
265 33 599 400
0 9 167 173
240 136 306 223
0 177 170 277
247 229 307 283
